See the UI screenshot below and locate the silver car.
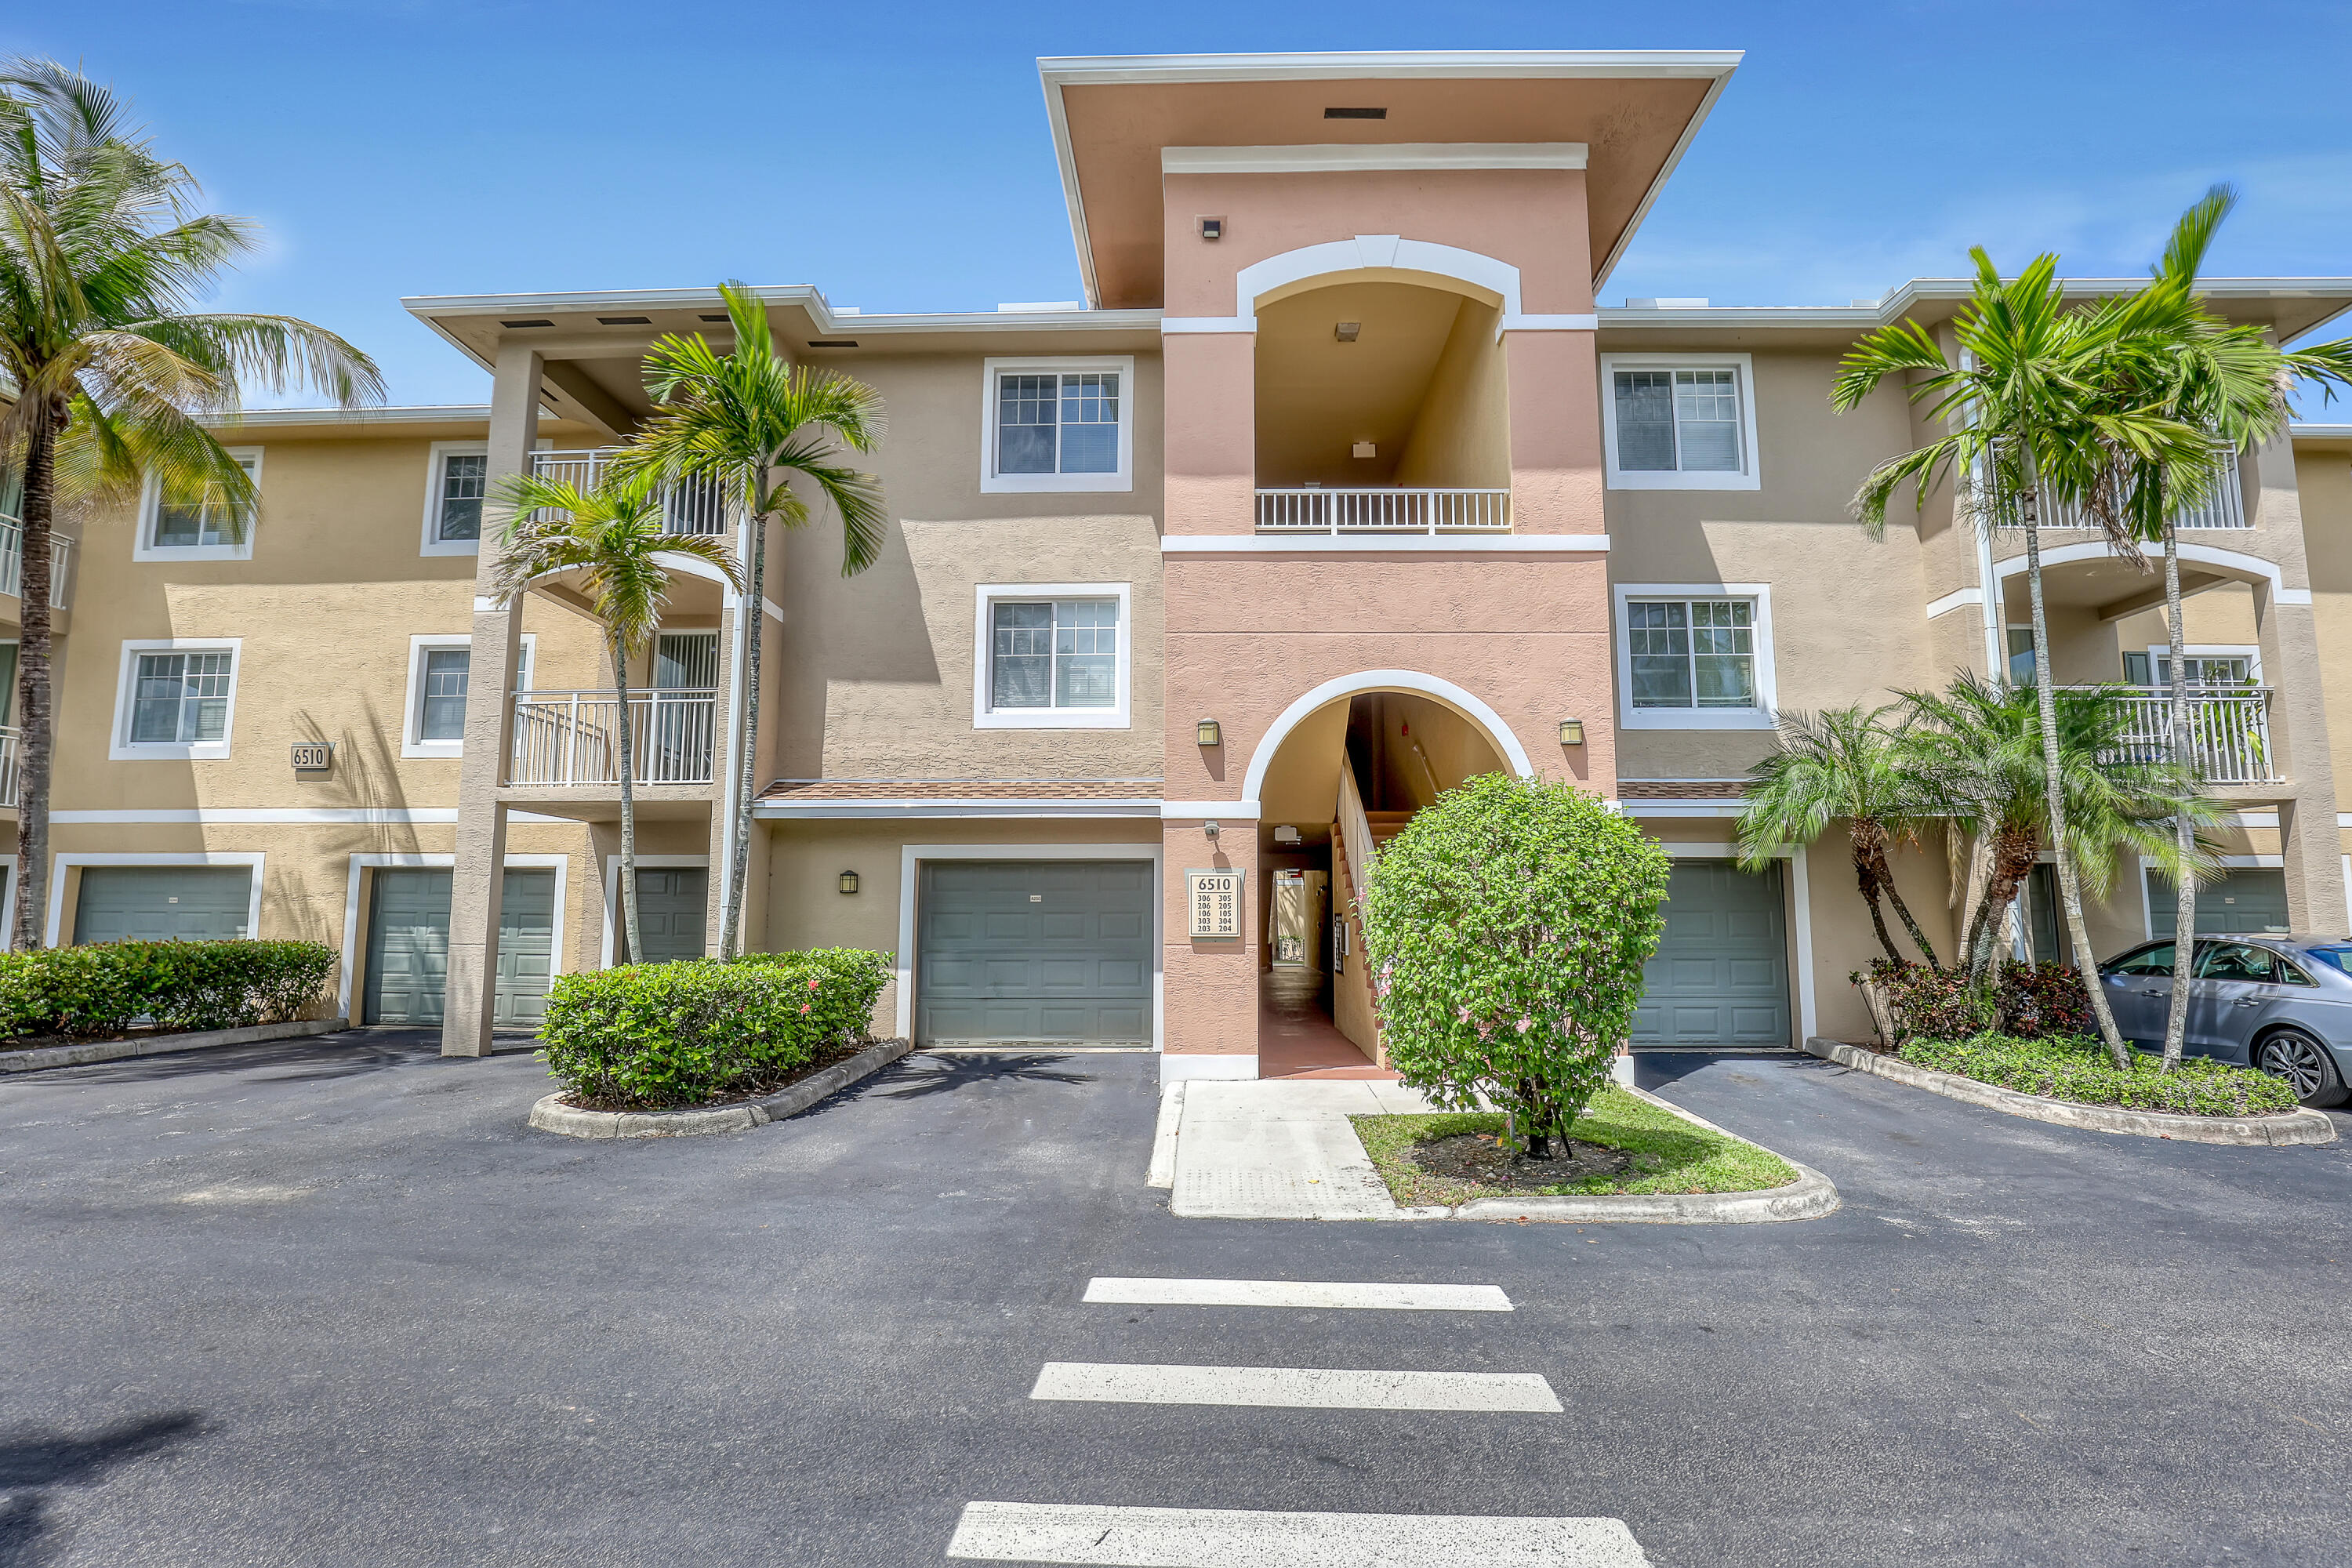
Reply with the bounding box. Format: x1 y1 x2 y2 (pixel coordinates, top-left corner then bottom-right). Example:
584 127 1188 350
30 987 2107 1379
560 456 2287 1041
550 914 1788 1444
2098 935 2352 1108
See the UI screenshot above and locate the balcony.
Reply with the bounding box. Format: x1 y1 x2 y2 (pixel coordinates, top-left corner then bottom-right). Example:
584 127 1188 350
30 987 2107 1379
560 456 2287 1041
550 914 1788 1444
2047 451 2246 532
0 518 71 605
507 689 717 786
2101 687 2278 786
528 449 731 535
1255 487 1512 535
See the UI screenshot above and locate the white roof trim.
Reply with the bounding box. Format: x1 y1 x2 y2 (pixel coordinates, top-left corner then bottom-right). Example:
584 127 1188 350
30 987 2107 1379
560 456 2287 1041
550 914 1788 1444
753 798 1162 819
1038 50 1746 83
1163 142 1586 174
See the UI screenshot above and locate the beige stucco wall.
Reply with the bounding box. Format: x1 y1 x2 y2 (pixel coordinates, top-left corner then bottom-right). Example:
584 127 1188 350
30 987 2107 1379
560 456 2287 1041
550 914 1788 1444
768 353 1165 784
2296 445 2352 825
1395 299 1510 492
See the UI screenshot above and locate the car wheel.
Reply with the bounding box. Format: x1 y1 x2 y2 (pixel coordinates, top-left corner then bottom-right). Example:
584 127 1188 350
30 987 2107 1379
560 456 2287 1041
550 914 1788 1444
2252 1029 2350 1109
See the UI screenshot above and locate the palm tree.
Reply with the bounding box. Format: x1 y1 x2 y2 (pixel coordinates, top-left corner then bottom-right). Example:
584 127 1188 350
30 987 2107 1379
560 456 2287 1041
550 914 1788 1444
1834 252 2214 1058
621 283 886 957
2080 187 2352 1068
1901 673 2218 1062
0 60 381 949
491 466 741 963
1738 704 1940 967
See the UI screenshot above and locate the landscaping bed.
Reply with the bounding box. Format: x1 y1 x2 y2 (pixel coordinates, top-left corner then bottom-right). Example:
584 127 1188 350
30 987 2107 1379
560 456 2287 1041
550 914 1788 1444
1895 1033 2302 1118
1349 1085 1799 1207
555 1036 873 1114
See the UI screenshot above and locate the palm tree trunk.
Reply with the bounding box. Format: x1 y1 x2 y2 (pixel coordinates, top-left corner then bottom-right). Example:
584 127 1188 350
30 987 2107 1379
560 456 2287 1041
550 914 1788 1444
12 394 61 951
1862 837 1941 967
718 481 768 960
1851 843 1904 964
2160 523 2196 1069
2022 513 2130 1064
612 630 643 965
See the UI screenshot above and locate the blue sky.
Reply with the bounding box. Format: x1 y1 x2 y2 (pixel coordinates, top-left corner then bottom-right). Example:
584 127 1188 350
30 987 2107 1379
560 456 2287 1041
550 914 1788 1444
15 0 2352 406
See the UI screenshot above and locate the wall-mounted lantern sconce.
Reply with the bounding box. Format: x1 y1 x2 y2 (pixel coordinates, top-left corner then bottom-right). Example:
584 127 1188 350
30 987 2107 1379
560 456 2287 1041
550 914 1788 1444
1558 718 1586 747
1196 718 1221 748
1203 820 1221 840
1198 216 1224 241
838 869 860 895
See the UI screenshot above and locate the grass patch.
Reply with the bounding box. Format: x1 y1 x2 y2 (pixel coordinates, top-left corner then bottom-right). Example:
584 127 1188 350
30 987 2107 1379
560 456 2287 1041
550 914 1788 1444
1899 1033 2302 1117
1348 1085 1798 1207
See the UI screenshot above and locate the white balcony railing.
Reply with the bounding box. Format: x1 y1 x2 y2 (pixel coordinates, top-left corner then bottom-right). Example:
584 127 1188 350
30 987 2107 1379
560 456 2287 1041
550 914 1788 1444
2102 687 2277 785
529 449 731 535
0 518 72 605
2046 450 2246 531
508 689 717 786
0 725 17 809
1255 486 1512 535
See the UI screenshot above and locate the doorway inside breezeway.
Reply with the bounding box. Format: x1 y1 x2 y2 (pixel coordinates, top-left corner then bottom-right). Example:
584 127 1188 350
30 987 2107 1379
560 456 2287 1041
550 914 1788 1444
1253 688 1509 1078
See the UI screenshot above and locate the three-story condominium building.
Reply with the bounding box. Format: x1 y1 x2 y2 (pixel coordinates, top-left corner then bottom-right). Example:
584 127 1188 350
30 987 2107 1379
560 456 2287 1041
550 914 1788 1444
31 49 2352 1079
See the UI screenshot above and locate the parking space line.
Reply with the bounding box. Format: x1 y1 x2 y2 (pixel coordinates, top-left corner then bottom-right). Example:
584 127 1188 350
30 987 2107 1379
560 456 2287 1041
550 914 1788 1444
946 1501 1648 1565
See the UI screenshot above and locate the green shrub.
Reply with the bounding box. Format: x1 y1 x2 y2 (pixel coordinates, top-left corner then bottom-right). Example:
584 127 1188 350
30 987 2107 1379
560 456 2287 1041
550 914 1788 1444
539 948 890 1109
1363 773 1671 1156
0 939 337 1040
1857 958 2095 1042
1901 1032 2302 1116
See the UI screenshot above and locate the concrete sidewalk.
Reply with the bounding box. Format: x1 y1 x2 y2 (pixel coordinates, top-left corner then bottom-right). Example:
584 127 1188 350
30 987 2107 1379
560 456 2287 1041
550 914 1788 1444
1160 1080 1445 1220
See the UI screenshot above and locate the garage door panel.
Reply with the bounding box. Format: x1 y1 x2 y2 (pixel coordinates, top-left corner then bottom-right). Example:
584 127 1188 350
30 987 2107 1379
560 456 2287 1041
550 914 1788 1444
73 867 254 946
1632 861 1791 1047
916 859 1153 1045
367 866 554 1028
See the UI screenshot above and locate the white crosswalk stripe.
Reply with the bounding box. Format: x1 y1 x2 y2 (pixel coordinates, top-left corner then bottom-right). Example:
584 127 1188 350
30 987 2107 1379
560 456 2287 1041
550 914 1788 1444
946 1501 1650 1566
1029 1361 1563 1412
1084 1276 1513 1312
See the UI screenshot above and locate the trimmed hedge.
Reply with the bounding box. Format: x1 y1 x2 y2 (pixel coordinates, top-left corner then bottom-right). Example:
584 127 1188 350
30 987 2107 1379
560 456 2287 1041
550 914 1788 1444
0 939 337 1041
538 948 891 1109
1901 1033 2303 1117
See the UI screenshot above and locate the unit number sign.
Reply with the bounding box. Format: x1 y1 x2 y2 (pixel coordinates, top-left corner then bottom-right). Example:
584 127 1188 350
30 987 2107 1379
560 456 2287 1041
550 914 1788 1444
1186 869 1243 939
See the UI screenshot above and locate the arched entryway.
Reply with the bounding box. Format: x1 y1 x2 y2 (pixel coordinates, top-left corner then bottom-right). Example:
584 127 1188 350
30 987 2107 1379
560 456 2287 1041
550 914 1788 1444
1247 672 1521 1078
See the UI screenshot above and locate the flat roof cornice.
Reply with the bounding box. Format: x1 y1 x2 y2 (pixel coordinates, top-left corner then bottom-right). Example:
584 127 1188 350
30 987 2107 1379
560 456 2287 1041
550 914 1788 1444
1035 50 1745 84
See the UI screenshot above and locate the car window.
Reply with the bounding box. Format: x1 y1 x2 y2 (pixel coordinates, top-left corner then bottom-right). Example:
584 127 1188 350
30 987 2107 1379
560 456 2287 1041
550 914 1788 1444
2107 942 2176 977
2304 945 2352 975
2195 942 2277 983
2275 957 2318 987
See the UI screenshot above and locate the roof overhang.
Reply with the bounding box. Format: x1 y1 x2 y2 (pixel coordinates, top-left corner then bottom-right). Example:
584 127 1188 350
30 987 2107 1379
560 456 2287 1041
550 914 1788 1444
1039 50 1741 310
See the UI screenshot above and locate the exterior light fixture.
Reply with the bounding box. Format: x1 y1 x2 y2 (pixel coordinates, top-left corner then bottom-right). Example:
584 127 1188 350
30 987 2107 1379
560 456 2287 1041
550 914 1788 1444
1559 718 1586 747
1203 820 1221 840
1198 216 1224 241
1352 441 1376 459
1196 718 1221 747
837 869 860 895
1334 321 1360 343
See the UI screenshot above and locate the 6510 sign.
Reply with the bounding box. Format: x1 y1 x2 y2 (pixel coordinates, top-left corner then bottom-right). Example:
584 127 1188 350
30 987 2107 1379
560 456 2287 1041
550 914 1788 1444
1185 869 1243 939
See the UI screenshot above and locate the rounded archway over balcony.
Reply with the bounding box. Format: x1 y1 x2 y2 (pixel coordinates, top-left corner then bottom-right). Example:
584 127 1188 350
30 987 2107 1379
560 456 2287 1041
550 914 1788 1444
1253 273 1512 537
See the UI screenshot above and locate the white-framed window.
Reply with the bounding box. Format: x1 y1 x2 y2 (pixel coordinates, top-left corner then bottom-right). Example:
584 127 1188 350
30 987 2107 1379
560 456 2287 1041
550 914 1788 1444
110 638 243 760
979 356 1135 494
1613 585 1775 730
421 441 489 557
1600 354 1761 491
401 633 533 757
136 448 262 561
971 583 1131 729
2122 644 2259 688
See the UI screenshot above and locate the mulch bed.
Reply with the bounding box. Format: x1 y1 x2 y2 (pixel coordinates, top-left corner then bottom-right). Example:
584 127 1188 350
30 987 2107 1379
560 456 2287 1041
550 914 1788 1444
557 1039 877 1115
1400 1131 1635 1193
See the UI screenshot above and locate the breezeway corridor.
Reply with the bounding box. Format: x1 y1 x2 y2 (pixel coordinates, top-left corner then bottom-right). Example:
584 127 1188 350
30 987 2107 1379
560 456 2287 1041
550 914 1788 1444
5 1037 2349 1566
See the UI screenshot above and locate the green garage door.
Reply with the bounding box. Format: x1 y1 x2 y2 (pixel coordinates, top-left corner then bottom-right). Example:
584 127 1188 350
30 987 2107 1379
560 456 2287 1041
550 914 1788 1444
365 867 557 1026
73 866 252 943
619 867 707 963
916 860 1152 1045
1631 860 1791 1048
2147 867 2292 938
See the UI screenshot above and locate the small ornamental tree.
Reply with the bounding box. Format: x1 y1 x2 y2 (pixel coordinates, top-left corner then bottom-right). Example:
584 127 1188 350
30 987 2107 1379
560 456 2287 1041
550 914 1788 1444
1362 774 1672 1157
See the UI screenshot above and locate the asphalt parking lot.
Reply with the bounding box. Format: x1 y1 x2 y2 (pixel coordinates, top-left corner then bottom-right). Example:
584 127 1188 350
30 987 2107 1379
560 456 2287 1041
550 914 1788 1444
5 1032 2350 1566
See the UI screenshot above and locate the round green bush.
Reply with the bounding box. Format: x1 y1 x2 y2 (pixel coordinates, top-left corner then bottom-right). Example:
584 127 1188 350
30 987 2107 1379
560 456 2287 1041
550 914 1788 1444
1362 773 1672 1156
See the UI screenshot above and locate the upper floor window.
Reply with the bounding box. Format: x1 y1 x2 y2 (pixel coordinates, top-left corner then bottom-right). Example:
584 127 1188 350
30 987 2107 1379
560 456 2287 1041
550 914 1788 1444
1600 354 1760 492
423 442 489 556
980 357 1135 495
137 449 261 561
1614 586 1775 730
2122 647 2258 688
111 639 242 760
401 633 531 757
972 584 1131 728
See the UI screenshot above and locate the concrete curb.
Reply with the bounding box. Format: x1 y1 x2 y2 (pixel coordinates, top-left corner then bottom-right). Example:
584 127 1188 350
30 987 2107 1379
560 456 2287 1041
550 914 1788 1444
1802 1036 2339 1146
0 1017 349 1074
526 1037 914 1139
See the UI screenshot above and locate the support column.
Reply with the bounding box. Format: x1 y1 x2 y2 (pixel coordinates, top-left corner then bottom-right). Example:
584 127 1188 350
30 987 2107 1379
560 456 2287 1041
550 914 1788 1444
2244 427 2344 933
441 343 542 1056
